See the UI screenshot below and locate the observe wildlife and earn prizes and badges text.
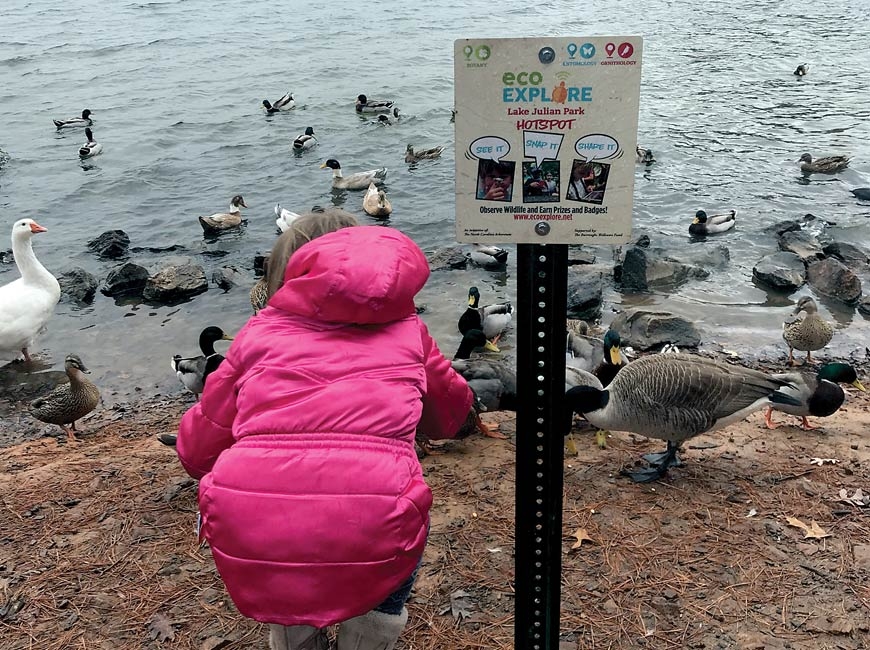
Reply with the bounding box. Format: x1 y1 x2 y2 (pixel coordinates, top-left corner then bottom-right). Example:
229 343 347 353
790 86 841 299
454 37 643 245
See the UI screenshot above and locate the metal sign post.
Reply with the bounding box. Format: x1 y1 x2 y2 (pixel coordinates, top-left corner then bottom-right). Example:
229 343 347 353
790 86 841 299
454 36 641 648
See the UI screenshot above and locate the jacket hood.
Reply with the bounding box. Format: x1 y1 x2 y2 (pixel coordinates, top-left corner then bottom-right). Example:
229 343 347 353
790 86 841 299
268 226 430 324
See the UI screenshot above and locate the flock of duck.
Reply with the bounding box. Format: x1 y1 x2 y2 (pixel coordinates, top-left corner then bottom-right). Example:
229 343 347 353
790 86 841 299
2 71 868 484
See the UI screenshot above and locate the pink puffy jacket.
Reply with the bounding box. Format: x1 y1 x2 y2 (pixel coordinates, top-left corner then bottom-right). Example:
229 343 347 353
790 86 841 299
176 226 473 628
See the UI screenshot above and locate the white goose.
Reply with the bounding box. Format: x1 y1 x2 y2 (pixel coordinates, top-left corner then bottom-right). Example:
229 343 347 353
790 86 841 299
0 219 61 363
275 203 301 232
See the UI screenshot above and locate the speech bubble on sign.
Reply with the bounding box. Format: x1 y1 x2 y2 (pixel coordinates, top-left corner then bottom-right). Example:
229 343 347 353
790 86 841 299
469 136 511 163
574 133 620 162
523 131 564 167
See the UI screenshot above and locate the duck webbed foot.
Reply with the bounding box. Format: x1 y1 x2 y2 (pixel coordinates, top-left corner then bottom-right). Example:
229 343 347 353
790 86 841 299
62 425 79 443
623 441 682 483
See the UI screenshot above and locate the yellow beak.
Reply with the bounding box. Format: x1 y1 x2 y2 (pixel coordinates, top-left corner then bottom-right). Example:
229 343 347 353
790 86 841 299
319 163 328 169
484 340 500 352
609 346 622 365
467 296 475 306
222 334 235 341
692 218 700 224
853 380 866 392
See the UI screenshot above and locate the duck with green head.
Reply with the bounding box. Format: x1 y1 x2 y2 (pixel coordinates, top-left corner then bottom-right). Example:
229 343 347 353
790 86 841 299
765 362 865 430
457 286 513 351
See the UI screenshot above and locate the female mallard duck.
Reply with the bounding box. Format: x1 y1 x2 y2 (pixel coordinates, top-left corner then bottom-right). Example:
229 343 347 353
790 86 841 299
320 159 387 191
362 182 392 217
355 94 398 116
782 296 833 365
457 286 513 350
262 91 295 114
793 63 809 77
764 362 865 430
198 195 248 233
799 153 851 174
30 354 100 443
53 109 92 130
592 329 627 387
250 277 268 314
689 209 737 236
564 353 800 482
635 146 655 164
292 127 317 151
851 188 870 201
0 219 60 363
171 326 234 399
469 243 508 266
405 144 444 163
78 128 102 159
275 203 301 233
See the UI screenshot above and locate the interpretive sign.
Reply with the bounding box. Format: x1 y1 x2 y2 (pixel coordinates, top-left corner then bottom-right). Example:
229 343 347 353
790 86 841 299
455 36 642 244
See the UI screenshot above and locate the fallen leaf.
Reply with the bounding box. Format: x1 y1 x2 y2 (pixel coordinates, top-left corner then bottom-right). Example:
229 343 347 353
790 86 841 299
448 589 477 622
570 528 594 550
786 516 831 539
839 488 869 507
746 508 757 518
147 613 176 642
810 457 839 466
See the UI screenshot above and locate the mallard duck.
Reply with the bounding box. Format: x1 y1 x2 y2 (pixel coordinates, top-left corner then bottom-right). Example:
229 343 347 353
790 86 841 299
635 146 655 164
198 195 247 233
564 353 800 482
764 362 865 430
457 286 513 350
250 277 268 314
593 329 627 387
262 91 295 114
53 109 92 130
373 113 399 126
851 188 870 201
799 153 851 174
78 128 102 159
469 244 508 266
362 182 392 217
292 126 317 151
30 354 100 443
355 94 398 116
689 209 737 236
171 326 234 399
451 330 513 439
275 203 301 233
793 63 809 77
320 159 387 191
782 296 833 365
0 219 60 363
405 144 444 163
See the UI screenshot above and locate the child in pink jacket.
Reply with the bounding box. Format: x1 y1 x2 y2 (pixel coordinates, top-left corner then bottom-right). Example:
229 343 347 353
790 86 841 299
176 210 476 650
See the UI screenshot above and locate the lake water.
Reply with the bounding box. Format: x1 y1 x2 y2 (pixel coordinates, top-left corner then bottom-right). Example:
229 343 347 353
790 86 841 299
1 0 869 407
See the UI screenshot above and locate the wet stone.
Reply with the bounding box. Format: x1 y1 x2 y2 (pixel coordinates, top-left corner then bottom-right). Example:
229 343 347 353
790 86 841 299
88 230 130 260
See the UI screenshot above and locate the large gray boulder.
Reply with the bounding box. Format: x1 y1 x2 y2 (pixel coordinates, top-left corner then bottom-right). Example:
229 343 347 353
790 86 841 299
778 230 824 263
88 230 130 260
58 267 99 303
566 267 604 321
610 310 702 350
617 246 708 292
143 259 208 303
426 246 468 272
101 262 149 298
823 242 870 266
752 252 806 292
212 266 247 291
806 258 862 304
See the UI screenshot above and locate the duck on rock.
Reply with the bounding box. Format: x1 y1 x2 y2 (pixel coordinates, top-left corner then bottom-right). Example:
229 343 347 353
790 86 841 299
0 219 60 363
30 354 100 443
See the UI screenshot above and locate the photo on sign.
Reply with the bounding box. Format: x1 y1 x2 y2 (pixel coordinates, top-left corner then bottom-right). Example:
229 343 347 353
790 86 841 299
476 159 516 202
565 159 611 205
521 161 560 203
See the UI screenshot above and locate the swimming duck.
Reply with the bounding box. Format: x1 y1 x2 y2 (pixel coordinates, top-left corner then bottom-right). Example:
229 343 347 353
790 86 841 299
320 159 387 191
782 296 833 366
564 353 800 482
171 326 234 399
405 144 444 163
373 113 400 126
262 91 295 114
30 354 100 443
689 209 737 236
198 195 247 233
0 219 60 363
362 182 392 217
799 153 851 174
53 109 92 130
469 243 508 266
457 286 513 350
592 329 627 387
764 362 865 430
275 203 301 233
78 128 102 159
292 127 317 151
793 63 809 77
635 146 655 164
850 188 870 201
355 94 399 116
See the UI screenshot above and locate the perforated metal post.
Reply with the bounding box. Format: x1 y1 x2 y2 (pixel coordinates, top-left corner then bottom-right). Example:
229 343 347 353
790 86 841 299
515 243 568 650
